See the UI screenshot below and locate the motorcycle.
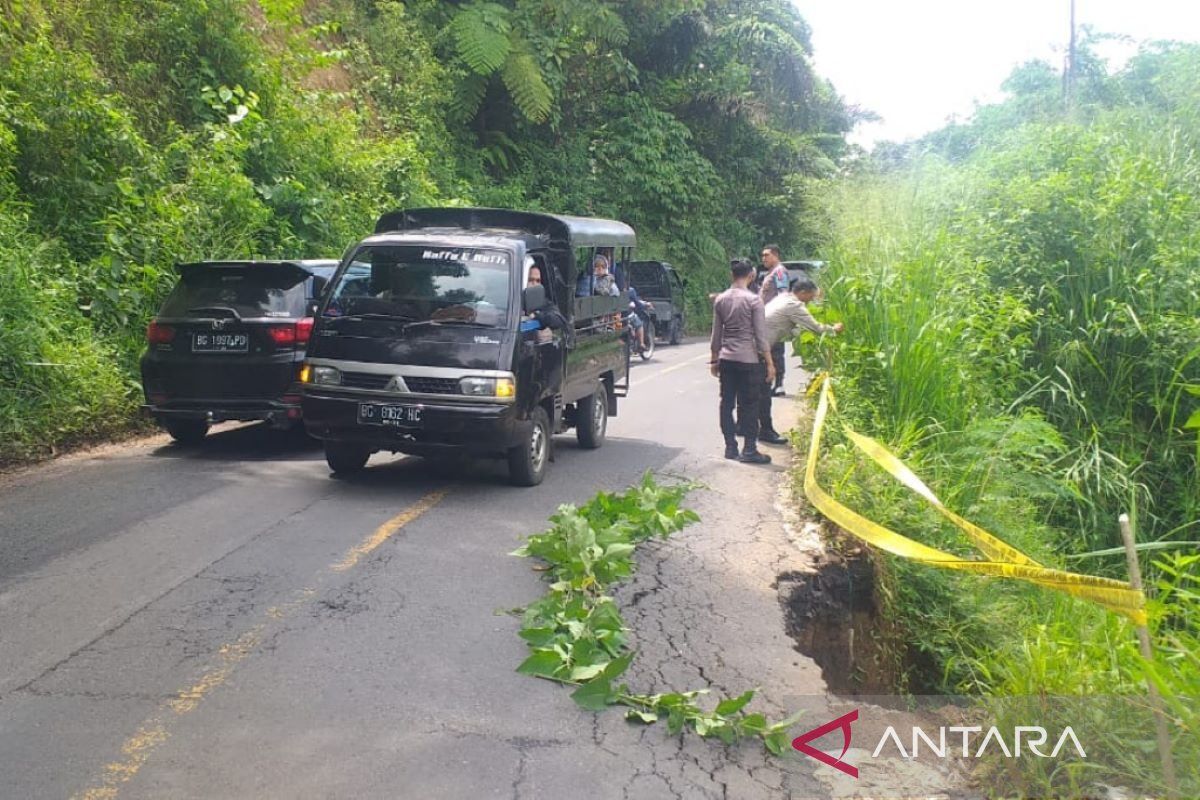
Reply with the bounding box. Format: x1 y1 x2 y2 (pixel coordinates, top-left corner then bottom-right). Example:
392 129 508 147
623 303 655 361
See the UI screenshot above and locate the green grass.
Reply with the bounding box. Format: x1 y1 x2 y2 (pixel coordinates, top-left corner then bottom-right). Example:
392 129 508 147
806 103 1200 797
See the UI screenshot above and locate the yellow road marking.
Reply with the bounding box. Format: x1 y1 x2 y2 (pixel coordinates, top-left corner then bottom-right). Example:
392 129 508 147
331 489 449 571
73 489 449 799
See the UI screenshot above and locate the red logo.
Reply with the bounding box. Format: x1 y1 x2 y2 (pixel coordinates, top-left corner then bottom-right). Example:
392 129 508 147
792 709 859 778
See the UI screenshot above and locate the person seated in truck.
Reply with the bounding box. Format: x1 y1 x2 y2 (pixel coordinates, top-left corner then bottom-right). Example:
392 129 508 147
591 255 619 297
523 262 566 339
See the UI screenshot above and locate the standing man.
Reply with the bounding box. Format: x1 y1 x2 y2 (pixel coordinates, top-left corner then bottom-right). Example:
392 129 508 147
758 276 844 443
759 244 790 396
711 259 776 464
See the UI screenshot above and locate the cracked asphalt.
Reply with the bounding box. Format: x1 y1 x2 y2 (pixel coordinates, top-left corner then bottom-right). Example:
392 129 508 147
0 341 846 799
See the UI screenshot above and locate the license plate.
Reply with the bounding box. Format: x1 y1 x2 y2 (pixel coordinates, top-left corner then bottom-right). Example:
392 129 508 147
193 333 248 353
358 403 423 427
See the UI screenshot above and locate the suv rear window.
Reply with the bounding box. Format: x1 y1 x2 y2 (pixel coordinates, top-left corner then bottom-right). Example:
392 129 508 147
159 265 310 319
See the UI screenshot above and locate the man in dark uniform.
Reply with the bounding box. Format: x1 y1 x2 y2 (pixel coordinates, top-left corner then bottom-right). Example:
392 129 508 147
710 259 775 464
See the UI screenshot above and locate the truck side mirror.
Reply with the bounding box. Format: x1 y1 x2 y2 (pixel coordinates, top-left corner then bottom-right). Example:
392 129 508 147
522 284 546 313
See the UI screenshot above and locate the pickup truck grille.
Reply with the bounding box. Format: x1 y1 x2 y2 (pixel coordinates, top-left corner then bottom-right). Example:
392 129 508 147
403 376 459 395
340 371 392 390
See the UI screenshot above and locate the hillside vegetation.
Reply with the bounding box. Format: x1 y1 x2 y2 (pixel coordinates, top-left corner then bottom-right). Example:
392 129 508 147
810 37 1200 796
0 0 851 462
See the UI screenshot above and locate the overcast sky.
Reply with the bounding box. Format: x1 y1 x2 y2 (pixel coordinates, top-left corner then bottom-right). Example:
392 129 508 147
795 0 1200 147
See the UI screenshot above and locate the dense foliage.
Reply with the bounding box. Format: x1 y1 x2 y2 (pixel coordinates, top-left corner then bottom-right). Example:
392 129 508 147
0 0 850 462
806 38 1200 796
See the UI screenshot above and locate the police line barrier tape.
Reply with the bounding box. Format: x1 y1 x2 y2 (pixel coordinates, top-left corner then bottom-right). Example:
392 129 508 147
803 376 1147 625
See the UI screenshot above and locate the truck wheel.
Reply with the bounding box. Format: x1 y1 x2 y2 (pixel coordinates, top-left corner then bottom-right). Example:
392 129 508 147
509 407 550 486
576 385 607 449
164 418 209 444
669 318 682 345
325 442 370 475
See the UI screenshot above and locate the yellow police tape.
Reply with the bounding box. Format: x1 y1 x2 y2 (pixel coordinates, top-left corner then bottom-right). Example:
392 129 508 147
803 376 1147 625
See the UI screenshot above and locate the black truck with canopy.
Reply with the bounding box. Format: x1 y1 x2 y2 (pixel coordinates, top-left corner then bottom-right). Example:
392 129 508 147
299 208 634 485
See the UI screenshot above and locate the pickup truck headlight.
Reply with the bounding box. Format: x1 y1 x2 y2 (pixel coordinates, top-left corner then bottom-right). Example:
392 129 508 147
310 366 342 386
460 376 515 398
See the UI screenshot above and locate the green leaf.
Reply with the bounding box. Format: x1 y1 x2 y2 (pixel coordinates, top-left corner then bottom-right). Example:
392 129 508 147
1184 409 1200 430
604 543 636 559
451 2 511 75
570 677 614 711
569 663 608 681
597 652 633 682
764 730 791 756
516 649 563 678
739 713 768 734
666 708 685 735
517 627 557 647
501 49 552 123
766 710 805 733
715 690 755 716
625 709 658 724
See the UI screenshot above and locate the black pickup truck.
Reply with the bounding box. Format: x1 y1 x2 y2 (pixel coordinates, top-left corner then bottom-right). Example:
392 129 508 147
625 260 686 345
300 208 635 485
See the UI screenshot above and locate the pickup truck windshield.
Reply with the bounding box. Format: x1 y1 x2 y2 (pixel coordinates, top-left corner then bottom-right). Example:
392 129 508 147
323 245 512 328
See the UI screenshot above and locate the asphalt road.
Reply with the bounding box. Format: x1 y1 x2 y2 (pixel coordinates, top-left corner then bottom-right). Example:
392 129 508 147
0 341 839 799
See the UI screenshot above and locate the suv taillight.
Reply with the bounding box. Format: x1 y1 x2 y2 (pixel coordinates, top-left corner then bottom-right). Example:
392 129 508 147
267 318 314 347
267 325 297 346
296 317 314 346
147 321 175 344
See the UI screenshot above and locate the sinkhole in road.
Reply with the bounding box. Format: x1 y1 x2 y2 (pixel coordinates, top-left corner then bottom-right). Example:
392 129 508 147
776 551 914 695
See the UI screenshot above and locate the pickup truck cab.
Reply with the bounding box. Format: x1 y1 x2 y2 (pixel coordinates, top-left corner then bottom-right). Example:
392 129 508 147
300 208 634 485
626 260 686 345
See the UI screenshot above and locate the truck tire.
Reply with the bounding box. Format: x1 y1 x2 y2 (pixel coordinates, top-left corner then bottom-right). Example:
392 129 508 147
509 406 551 486
325 441 370 475
575 385 607 449
669 317 682 345
164 418 209 444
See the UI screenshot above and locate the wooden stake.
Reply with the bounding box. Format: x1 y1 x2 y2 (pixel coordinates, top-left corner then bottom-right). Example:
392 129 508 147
1118 513 1179 800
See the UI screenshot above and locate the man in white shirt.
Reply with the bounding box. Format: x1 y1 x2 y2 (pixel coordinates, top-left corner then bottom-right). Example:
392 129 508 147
758 276 844 443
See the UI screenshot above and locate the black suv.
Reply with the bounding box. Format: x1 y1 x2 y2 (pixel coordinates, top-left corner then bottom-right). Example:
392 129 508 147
141 259 338 443
625 260 686 345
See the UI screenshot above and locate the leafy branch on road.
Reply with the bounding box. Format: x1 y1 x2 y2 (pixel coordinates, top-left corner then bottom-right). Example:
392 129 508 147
511 472 801 754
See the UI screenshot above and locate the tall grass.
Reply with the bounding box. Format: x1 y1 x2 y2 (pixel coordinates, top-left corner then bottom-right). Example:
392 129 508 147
810 109 1200 795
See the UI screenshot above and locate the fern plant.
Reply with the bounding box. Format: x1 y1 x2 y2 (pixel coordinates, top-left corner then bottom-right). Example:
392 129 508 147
448 0 551 123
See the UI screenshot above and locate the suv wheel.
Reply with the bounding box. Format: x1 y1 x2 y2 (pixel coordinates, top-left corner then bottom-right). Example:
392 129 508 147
509 406 550 486
576 384 608 449
669 318 682 345
163 418 209 444
325 442 371 474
